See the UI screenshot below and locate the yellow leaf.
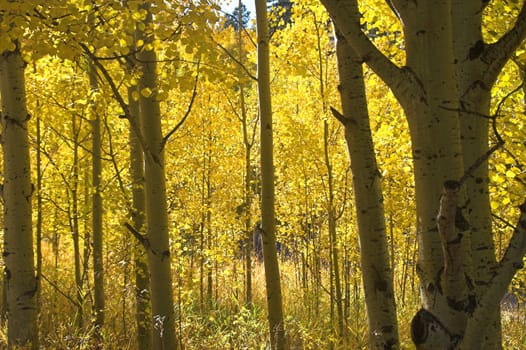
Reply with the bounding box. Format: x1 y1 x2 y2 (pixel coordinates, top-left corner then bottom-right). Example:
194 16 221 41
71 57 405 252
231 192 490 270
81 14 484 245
490 201 498 210
140 87 152 98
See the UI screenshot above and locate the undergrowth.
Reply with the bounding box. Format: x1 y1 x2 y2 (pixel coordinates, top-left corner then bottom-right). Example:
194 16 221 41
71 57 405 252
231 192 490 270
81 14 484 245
0 261 525 349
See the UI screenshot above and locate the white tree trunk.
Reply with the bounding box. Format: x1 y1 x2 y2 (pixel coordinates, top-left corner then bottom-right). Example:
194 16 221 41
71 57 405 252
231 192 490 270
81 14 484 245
334 30 399 349
0 44 39 349
322 0 526 348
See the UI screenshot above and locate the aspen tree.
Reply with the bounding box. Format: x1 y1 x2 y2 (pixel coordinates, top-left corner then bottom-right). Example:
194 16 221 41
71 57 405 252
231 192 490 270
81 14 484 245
333 29 399 349
89 62 105 343
136 3 177 349
255 0 286 348
128 78 153 350
0 42 39 349
322 0 526 348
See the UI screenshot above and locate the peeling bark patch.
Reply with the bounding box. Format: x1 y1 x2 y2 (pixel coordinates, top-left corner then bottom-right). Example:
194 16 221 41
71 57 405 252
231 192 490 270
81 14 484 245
446 296 467 311
411 308 459 348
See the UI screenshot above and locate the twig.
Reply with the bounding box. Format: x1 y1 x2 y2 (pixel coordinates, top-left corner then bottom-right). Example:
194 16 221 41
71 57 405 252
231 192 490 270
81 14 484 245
41 273 81 308
162 61 200 149
124 222 151 252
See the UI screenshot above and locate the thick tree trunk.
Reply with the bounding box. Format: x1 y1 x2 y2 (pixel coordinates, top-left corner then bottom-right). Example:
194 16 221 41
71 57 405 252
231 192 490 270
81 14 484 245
255 0 286 348
0 44 39 349
398 3 471 344
323 0 526 348
136 4 177 349
333 30 399 349
451 2 499 346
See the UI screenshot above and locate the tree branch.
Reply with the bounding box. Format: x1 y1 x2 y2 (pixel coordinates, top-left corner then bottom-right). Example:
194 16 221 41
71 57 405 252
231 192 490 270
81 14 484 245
461 200 526 348
161 61 200 149
213 38 257 81
322 0 422 107
78 42 153 164
124 222 151 252
41 273 81 308
481 1 526 87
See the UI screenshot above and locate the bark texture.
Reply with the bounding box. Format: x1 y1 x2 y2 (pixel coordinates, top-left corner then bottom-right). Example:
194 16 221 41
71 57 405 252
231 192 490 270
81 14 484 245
321 0 526 348
255 0 286 348
0 45 39 349
333 30 399 349
128 84 152 350
136 4 177 349
89 61 105 341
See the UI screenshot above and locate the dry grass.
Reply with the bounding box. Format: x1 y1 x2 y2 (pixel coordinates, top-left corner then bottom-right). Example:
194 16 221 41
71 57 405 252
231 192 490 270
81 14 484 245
0 259 525 349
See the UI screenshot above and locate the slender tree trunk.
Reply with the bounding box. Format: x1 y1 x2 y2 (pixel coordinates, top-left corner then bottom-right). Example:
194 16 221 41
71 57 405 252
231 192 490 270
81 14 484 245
136 4 177 349
89 63 105 343
0 43 39 349
237 0 254 306
71 109 84 330
255 0 286 348
128 82 152 350
333 30 399 349
35 113 43 314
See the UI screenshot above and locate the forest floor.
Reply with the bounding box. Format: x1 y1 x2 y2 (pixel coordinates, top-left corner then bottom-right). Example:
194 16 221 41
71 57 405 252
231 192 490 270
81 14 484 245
0 262 525 349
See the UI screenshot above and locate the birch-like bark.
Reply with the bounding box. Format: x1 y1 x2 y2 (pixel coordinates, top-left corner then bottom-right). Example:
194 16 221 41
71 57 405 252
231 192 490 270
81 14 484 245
333 30 399 350
322 0 526 347
255 0 286 348
136 4 177 349
0 44 39 349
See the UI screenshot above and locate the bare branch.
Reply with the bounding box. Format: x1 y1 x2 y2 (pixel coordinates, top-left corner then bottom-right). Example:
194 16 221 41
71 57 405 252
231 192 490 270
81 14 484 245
162 61 200 148
213 38 258 81
124 222 151 252
322 0 421 107
79 43 153 164
41 273 81 308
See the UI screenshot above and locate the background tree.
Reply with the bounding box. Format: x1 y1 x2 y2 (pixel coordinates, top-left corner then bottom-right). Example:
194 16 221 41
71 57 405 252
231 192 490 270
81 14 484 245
255 0 286 348
0 1 524 349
